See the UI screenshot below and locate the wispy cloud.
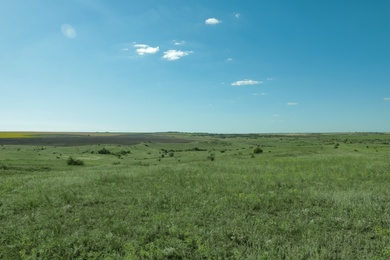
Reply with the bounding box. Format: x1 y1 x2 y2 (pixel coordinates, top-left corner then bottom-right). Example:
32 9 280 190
253 93 266 96
266 77 274 81
384 97 390 101
133 43 160 55
205 18 221 25
287 102 298 106
173 40 185 46
226 58 233 62
231 79 262 86
163 50 193 61
61 24 76 38
235 13 241 18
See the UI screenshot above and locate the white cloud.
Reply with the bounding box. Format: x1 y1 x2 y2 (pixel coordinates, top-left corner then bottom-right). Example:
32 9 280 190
287 102 298 106
231 79 262 86
205 18 221 25
235 13 241 18
61 24 76 38
253 92 266 96
384 97 390 101
173 40 185 46
163 50 192 61
133 43 160 55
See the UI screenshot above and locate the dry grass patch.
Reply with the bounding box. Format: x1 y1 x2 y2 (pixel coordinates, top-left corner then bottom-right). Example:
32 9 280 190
0 132 37 138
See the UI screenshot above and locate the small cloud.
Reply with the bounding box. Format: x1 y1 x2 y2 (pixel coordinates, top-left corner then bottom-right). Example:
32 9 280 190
121 48 129 51
205 18 221 25
163 50 193 61
384 97 390 101
231 79 262 86
235 13 241 18
61 24 76 38
287 102 298 106
226 58 233 62
133 43 160 55
253 92 266 96
273 114 281 117
173 40 185 46
267 77 274 81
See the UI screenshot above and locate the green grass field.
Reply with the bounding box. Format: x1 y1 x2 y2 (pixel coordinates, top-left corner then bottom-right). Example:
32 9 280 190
1 133 390 259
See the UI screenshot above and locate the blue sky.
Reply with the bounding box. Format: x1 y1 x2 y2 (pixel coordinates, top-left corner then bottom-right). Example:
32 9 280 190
1 0 390 133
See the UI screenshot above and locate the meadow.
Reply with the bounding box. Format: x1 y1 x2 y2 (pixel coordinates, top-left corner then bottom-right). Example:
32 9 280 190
1 132 390 259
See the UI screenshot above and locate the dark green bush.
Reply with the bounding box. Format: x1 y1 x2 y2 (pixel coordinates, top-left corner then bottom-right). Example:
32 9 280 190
116 150 131 156
67 157 84 166
98 148 111 155
253 147 263 154
188 147 207 152
208 153 215 161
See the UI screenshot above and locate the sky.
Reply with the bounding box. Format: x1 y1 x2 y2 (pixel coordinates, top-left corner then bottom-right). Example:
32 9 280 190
1 0 390 133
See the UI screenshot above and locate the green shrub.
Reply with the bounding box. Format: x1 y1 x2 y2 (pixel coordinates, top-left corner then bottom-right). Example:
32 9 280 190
188 147 206 152
116 150 131 156
253 147 263 154
98 148 111 155
208 153 215 161
66 157 84 166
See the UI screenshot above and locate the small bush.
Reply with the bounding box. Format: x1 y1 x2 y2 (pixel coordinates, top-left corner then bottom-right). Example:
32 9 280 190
67 157 84 166
208 154 215 161
117 150 131 156
253 147 263 154
189 147 207 152
98 148 111 155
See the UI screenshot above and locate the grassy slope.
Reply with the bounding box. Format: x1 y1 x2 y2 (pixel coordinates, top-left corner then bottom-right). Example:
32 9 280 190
1 133 390 259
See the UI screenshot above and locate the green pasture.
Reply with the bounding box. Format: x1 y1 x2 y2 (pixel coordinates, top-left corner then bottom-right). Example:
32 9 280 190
1 133 390 259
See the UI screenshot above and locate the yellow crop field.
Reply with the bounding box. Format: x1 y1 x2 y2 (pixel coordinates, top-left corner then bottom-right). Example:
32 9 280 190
0 132 37 138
